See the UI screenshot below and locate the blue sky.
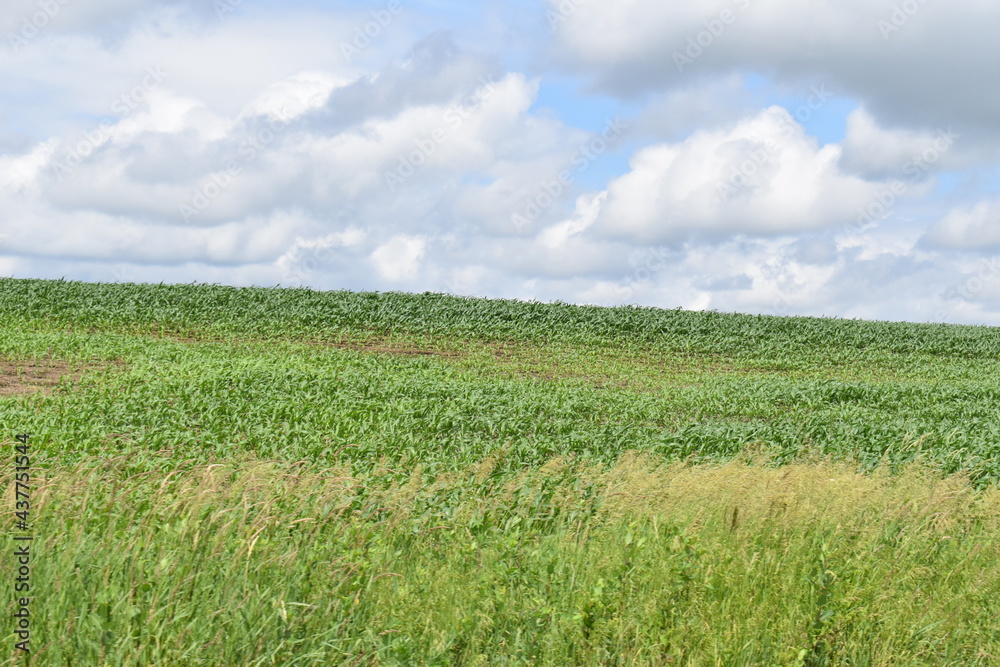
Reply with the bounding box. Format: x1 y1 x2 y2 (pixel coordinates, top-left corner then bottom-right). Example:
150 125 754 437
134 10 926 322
2 0 1000 324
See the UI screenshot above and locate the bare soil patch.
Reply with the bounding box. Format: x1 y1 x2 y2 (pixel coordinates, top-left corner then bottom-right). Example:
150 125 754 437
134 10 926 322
144 329 463 357
0 359 103 396
327 340 463 358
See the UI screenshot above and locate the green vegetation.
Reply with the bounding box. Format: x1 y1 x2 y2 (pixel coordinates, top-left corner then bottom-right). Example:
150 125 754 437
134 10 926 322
1 277 999 665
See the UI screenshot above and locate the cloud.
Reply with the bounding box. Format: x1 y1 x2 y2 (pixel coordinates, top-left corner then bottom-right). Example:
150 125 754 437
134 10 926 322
370 235 426 282
2 0 183 39
305 32 505 133
276 224 368 287
1 6 368 140
628 73 757 142
925 198 1000 249
839 108 962 180
546 0 1000 149
0 15 592 293
241 71 346 122
586 107 879 243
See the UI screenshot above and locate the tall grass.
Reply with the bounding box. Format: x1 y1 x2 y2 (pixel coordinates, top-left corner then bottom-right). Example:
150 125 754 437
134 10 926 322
8 454 999 665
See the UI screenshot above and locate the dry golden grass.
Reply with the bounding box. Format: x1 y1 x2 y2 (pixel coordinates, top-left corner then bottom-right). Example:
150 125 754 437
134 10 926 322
9 453 998 664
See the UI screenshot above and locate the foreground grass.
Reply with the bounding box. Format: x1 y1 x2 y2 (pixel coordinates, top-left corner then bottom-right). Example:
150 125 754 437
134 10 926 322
6 454 999 665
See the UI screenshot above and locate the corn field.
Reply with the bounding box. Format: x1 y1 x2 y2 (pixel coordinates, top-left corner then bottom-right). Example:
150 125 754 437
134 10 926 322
1 277 998 665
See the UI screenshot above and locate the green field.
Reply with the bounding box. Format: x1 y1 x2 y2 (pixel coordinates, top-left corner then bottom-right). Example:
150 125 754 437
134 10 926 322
2 277 999 665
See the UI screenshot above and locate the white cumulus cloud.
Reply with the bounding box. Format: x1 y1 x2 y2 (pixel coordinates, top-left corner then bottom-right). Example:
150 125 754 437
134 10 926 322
587 107 879 243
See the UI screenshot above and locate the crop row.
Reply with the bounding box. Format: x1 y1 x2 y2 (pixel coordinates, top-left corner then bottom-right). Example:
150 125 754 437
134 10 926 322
2 278 999 359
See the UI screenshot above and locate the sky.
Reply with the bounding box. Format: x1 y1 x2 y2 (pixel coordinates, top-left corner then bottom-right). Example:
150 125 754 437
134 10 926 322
2 0 1000 325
